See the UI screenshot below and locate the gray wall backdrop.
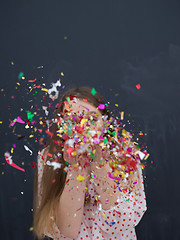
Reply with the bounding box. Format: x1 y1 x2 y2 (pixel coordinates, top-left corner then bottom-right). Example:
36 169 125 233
0 0 180 239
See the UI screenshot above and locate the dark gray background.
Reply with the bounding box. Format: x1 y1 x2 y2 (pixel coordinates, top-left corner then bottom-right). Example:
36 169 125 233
0 0 180 239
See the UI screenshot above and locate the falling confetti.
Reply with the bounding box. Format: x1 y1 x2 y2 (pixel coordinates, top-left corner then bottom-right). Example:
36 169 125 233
136 83 141 89
4 152 25 172
24 145 33 155
91 88 96 95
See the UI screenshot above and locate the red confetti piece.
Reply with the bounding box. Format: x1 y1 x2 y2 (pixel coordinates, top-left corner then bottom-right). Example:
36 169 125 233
32 161 35 169
136 84 141 89
45 130 53 137
28 78 37 82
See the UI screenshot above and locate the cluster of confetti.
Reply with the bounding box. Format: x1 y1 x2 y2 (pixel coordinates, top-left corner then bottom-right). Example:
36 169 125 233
53 97 149 193
1 63 149 194
2 65 65 173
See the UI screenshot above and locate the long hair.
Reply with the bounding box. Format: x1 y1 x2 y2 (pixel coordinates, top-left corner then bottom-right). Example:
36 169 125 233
32 86 111 240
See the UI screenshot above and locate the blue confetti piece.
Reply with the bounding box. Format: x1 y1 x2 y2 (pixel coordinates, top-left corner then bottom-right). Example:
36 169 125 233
118 186 122 192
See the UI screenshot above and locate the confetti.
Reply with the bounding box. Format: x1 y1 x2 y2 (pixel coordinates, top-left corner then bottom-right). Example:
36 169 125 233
91 88 96 95
47 79 61 101
77 175 86 181
136 84 141 89
24 145 33 155
18 72 24 79
98 104 105 110
10 116 25 127
4 152 25 172
46 160 62 170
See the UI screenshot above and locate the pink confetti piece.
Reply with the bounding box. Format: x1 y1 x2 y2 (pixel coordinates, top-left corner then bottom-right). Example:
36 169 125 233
16 116 25 124
98 104 105 110
10 116 25 126
108 171 121 180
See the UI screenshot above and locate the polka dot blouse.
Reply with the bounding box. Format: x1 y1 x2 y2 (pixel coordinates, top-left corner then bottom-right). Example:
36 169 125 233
37 148 147 240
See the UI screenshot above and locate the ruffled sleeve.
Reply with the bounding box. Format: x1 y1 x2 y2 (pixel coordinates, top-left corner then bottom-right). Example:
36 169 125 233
94 164 147 235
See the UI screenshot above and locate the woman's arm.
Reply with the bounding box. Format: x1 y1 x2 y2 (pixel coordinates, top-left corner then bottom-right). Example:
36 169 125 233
55 166 89 239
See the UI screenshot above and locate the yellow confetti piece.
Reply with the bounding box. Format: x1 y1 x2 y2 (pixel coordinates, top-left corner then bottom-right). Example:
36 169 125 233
17 82 20 86
61 72 64 76
95 195 98 201
114 169 120 176
120 171 125 178
11 148 14 154
0 121 3 124
22 162 24 166
11 61 14 65
29 135 34 138
22 76 25 80
120 111 124 120
12 126 16 133
2 172 4 175
92 212 94 216
144 153 150 160
115 104 119 107
77 175 85 182
120 165 125 170
41 88 49 93
80 118 88 127
29 227 33 231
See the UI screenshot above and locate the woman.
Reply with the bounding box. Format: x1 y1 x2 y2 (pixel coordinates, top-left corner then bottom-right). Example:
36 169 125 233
33 86 147 240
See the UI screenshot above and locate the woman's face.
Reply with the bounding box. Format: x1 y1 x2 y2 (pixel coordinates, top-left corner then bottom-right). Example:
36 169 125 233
62 98 104 131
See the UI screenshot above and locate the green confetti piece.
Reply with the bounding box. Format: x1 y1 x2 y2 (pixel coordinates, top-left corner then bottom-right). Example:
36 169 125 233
91 88 96 95
92 120 95 125
126 198 130 201
112 131 116 136
26 110 34 122
18 72 24 79
104 138 108 144
65 161 69 166
66 96 70 102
